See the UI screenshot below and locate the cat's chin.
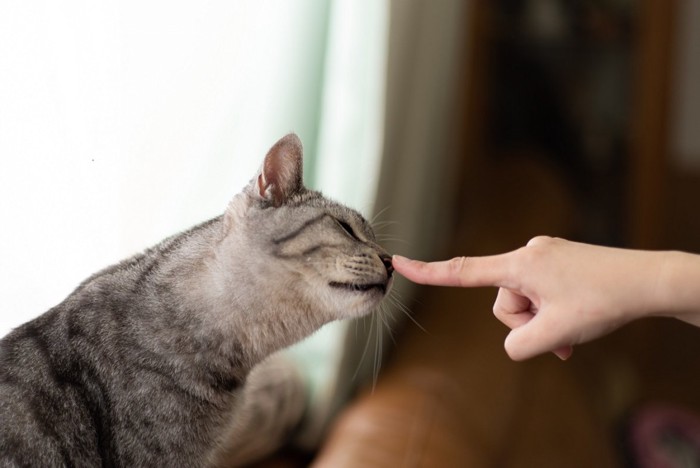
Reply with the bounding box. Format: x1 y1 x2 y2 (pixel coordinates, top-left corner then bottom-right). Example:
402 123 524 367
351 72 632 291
326 277 393 313
328 281 388 295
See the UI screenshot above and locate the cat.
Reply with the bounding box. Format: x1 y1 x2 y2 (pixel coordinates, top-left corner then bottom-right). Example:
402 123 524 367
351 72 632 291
0 133 393 467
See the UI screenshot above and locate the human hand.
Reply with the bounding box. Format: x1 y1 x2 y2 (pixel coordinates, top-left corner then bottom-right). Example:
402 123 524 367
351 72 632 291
393 236 673 360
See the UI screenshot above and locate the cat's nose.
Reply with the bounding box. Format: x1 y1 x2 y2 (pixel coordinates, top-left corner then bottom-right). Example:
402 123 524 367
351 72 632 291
380 254 394 277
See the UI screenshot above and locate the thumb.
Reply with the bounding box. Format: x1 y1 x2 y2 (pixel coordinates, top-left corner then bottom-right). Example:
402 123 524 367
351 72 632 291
503 314 571 361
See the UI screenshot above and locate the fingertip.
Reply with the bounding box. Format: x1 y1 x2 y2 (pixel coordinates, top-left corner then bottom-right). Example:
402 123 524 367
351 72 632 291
503 332 530 361
391 254 410 265
391 255 423 283
391 255 414 274
504 348 529 362
504 325 560 362
505 329 574 362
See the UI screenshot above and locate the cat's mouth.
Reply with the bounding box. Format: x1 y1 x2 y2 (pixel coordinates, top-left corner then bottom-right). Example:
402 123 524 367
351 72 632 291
328 281 388 295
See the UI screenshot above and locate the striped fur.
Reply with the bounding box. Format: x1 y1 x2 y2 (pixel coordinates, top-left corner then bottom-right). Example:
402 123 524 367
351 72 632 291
0 134 392 467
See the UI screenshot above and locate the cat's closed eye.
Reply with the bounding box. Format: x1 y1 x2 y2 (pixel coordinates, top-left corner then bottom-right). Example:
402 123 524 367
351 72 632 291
336 219 359 241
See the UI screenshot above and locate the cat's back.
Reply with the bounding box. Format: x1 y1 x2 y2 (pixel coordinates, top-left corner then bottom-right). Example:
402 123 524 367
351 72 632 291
0 305 105 466
0 218 237 466
0 271 186 467
0 246 162 466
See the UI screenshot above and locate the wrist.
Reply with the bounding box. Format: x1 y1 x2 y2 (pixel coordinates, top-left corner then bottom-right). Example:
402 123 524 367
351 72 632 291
651 251 700 326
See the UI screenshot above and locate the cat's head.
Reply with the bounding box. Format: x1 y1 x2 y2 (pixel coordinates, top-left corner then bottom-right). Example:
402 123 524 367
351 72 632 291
220 134 393 325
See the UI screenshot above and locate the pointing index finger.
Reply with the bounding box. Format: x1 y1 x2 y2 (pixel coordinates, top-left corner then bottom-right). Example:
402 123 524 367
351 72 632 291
392 254 512 288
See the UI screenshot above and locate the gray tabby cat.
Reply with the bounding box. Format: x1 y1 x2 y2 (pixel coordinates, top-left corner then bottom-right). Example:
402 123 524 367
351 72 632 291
0 134 393 467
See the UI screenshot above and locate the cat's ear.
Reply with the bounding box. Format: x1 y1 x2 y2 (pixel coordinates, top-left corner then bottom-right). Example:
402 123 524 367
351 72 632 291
255 133 304 207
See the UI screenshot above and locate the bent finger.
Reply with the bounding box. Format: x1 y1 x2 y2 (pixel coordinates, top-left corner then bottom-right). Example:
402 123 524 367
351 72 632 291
553 346 574 361
492 288 534 329
504 313 572 361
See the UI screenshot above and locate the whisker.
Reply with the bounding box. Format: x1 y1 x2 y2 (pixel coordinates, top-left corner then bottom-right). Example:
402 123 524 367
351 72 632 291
388 293 428 334
379 305 397 345
371 219 397 228
393 288 426 310
370 220 398 232
372 311 382 391
370 205 392 225
374 236 409 245
352 314 375 382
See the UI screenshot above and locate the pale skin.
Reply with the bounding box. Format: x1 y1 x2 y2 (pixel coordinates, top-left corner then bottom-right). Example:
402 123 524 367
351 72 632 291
392 236 700 361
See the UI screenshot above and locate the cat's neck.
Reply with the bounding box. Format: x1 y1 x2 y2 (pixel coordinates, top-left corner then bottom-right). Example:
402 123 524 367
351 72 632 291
163 215 329 369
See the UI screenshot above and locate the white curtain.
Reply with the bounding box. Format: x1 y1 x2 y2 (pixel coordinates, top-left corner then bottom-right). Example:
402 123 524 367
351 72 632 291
0 0 387 335
0 0 390 450
0 0 469 449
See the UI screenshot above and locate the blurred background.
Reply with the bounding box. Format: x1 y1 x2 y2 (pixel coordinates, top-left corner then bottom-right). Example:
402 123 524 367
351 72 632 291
341 1 700 467
2 0 700 466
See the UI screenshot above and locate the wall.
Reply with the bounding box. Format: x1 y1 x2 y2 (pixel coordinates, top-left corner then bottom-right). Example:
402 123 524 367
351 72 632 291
671 0 700 168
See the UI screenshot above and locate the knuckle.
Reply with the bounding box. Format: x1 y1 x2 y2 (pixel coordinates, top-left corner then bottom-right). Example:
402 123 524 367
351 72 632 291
492 303 503 319
448 256 469 274
518 235 556 272
527 235 553 247
448 256 473 286
491 288 510 324
492 290 506 318
511 249 532 277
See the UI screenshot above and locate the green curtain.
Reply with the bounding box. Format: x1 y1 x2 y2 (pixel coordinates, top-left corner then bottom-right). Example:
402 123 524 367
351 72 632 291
282 0 390 448
0 0 390 444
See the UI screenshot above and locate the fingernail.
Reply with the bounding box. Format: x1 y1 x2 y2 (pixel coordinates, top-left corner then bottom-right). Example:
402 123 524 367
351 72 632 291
392 255 408 264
